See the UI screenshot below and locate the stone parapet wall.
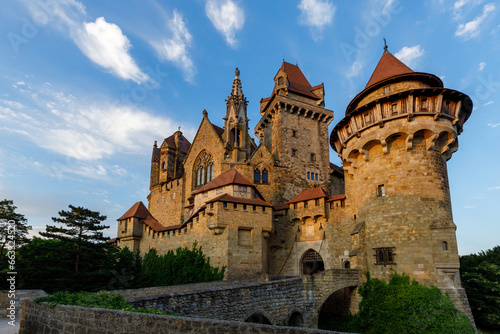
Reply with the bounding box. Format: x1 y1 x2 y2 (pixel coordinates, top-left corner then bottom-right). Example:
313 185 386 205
19 300 356 334
129 277 307 325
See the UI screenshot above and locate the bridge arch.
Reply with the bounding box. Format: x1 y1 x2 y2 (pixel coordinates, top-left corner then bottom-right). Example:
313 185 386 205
287 308 305 327
243 308 273 325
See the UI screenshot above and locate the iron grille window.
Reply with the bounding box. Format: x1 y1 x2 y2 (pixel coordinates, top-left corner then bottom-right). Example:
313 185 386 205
374 247 395 265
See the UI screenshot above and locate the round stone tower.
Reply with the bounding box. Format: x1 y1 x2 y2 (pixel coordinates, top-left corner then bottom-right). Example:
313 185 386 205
330 47 473 317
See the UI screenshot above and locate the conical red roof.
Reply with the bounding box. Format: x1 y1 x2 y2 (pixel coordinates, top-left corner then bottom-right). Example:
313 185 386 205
365 51 413 88
117 201 150 220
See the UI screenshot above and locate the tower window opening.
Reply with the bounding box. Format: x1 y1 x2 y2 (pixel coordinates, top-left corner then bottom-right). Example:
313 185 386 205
311 153 316 161
161 161 166 170
307 172 310 180
315 173 318 181
292 130 297 137
442 241 448 251
421 98 428 110
391 103 398 115
292 149 297 157
378 184 385 197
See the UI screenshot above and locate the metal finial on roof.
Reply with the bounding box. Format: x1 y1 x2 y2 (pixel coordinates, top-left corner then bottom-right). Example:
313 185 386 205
383 38 388 53
178 126 181 131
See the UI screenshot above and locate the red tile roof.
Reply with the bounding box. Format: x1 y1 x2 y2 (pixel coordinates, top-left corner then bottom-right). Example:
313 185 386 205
191 169 254 195
206 193 273 207
365 51 413 88
117 201 151 220
288 187 330 204
273 203 290 211
281 62 320 100
327 194 346 202
107 237 118 243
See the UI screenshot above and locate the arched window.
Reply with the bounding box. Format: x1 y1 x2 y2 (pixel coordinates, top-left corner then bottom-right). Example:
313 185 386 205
262 169 268 183
254 166 269 184
254 169 261 183
194 151 214 187
161 161 166 170
442 241 448 251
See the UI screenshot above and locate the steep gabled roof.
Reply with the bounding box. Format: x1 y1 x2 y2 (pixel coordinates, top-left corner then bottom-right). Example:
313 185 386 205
164 132 191 154
206 193 273 207
191 169 254 195
117 201 150 220
211 123 225 139
281 62 320 99
288 187 330 204
365 50 413 88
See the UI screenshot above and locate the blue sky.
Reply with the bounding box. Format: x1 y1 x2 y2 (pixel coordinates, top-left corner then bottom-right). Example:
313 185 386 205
0 0 498 255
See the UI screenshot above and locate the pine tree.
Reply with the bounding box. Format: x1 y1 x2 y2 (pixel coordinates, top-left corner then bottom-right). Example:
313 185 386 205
0 199 31 264
41 205 108 273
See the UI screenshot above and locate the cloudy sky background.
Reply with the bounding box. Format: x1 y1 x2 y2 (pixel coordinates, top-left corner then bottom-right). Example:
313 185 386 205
0 0 498 255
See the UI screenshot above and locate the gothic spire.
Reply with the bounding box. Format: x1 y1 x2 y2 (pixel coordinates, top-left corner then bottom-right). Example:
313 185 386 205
230 67 243 98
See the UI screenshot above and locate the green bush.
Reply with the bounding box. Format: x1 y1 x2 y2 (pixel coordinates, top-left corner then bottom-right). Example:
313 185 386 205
322 273 475 334
354 273 475 334
35 291 177 316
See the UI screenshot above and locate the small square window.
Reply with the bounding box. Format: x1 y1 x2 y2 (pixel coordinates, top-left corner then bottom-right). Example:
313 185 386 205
243 204 247 210
292 130 297 137
292 149 297 157
391 103 398 115
223 202 227 208
304 201 308 208
315 199 319 206
233 203 237 209
253 205 256 211
262 206 266 213
310 153 316 161
378 184 385 197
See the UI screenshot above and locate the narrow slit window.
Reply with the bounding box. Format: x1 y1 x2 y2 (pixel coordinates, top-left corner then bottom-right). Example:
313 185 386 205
378 184 385 197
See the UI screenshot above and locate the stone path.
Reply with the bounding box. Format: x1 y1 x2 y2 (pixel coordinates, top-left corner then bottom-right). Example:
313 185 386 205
0 318 20 334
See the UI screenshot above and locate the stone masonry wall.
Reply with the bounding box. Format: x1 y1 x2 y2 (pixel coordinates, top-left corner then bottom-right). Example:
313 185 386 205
0 290 47 318
19 300 355 334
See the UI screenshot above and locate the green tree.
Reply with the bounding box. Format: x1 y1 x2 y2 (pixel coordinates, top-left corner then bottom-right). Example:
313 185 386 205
338 273 475 334
16 237 75 292
41 205 108 273
0 199 31 264
460 246 500 331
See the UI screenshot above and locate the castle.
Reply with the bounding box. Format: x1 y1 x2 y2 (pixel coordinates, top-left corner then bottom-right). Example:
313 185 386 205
112 47 473 315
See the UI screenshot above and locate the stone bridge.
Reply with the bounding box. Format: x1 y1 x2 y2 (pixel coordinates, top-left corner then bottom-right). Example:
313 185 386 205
128 269 360 328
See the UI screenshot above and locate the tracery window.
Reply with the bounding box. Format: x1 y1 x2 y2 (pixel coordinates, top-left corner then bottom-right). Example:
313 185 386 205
194 151 214 187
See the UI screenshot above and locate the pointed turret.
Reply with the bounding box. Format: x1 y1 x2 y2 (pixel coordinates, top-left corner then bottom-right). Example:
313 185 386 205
223 67 251 162
364 45 414 89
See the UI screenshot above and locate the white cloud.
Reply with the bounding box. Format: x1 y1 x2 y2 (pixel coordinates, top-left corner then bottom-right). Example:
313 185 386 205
298 0 335 40
1 80 195 162
75 17 148 84
464 205 476 209
488 122 500 128
346 61 363 78
394 45 425 68
153 10 195 82
20 1 148 83
206 0 245 48
478 62 486 71
455 3 496 39
487 185 500 190
483 100 494 106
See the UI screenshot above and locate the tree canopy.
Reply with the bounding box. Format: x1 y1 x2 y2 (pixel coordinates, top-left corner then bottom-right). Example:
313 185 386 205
460 245 500 331
0 199 31 263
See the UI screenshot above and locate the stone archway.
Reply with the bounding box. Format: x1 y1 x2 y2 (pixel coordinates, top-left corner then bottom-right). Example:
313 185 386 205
317 287 354 330
301 249 325 275
245 313 272 325
287 311 304 327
